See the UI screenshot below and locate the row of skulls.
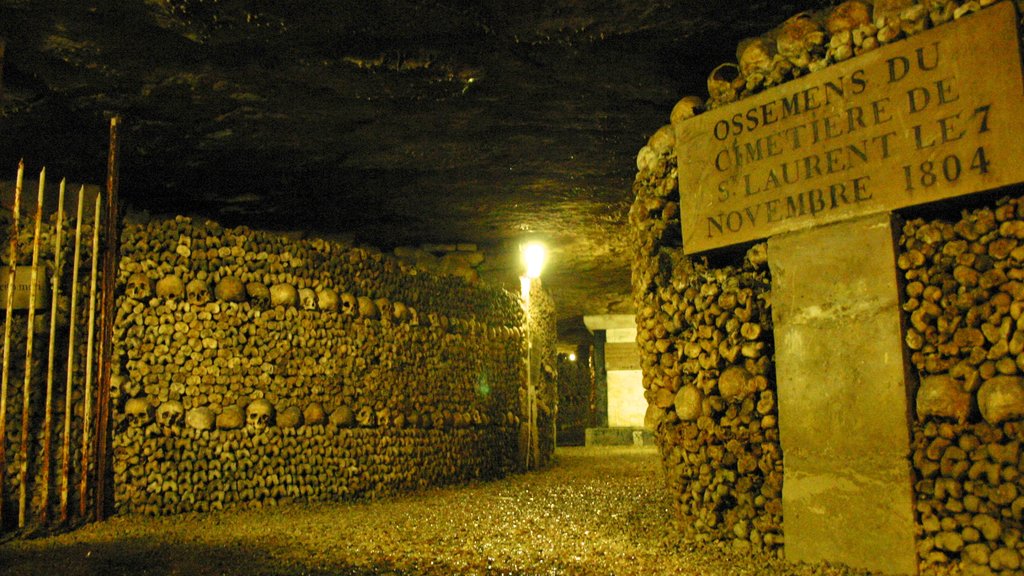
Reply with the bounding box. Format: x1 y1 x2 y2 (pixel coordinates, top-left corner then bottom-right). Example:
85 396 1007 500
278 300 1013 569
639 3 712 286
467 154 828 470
706 0 995 105
125 397 289 434
124 272 417 321
123 397 502 435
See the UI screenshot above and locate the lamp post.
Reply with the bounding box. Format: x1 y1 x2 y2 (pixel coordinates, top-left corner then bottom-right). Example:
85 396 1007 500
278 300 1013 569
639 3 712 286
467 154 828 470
520 241 546 470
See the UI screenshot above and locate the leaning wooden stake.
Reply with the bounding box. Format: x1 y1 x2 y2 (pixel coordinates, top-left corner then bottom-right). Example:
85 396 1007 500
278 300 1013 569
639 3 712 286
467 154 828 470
78 191 100 518
0 161 24 529
18 169 45 528
59 185 85 523
94 116 121 522
38 179 66 525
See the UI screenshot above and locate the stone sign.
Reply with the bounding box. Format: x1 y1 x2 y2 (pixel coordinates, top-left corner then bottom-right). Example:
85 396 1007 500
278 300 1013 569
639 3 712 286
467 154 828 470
0 266 49 310
676 2 1024 254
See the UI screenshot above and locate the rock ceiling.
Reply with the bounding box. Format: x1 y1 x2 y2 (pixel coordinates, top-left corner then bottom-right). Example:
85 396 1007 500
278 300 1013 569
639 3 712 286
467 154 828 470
0 0 832 342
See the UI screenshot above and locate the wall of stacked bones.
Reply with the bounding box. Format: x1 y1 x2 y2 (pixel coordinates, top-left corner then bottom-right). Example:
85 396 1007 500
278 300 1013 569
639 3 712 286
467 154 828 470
555 347 593 446
110 216 556 515
629 0 1024 571
0 205 558 525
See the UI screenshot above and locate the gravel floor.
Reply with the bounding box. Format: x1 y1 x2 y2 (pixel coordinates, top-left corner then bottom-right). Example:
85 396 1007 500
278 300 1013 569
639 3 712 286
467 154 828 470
1 447 878 576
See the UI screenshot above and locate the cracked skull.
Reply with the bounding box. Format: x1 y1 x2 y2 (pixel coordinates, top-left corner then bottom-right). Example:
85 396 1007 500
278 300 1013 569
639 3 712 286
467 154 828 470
156 400 185 434
340 293 358 315
299 287 317 310
125 273 153 300
186 278 211 306
246 398 275 431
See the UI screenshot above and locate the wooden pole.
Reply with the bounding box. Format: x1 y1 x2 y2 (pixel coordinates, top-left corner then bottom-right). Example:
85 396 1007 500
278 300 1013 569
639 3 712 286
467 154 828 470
59 185 85 523
0 161 24 529
94 116 120 521
78 192 100 519
17 169 44 528
38 179 65 525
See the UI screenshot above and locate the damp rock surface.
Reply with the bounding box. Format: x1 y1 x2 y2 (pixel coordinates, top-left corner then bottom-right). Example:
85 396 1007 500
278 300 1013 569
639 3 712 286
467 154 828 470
2 447 873 576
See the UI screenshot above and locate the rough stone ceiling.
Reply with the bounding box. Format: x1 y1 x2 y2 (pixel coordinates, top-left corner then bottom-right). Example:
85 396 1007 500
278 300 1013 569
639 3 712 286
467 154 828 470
0 0 831 342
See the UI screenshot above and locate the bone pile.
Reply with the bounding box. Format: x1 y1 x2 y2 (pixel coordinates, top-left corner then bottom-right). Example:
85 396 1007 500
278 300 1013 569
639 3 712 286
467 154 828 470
110 215 551 515
628 131 781 554
704 0 1000 110
900 199 1024 574
555 346 593 442
525 282 558 467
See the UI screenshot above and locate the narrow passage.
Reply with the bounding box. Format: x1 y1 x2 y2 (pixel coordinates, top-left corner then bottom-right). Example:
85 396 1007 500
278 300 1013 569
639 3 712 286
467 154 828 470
1 447 867 575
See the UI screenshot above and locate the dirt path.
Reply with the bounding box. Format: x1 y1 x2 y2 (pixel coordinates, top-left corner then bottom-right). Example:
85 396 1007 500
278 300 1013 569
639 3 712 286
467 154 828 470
0 447 869 575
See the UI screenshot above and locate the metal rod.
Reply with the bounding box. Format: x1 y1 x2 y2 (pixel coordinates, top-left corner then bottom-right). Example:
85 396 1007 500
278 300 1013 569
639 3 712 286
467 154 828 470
94 116 121 522
59 185 85 523
38 179 65 526
18 169 44 528
0 161 24 529
78 192 100 519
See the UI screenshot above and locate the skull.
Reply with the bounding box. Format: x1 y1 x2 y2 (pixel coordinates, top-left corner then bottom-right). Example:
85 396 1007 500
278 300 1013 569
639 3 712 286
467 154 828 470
270 283 298 307
392 301 409 323
873 0 915 24
155 274 185 299
299 288 317 311
670 96 703 126
246 282 271 306
186 278 211 306
330 405 355 428
357 296 379 319
707 62 741 105
156 400 185 435
246 398 275 432
736 36 777 80
825 0 872 36
186 406 216 431
340 293 358 316
775 12 825 70
317 288 339 312
374 407 391 427
407 306 420 326
374 297 393 322
304 402 327 425
214 275 247 303
125 273 153 301
356 405 376 427
277 405 303 428
646 124 675 156
110 372 126 401
217 405 246 430
898 3 929 36
124 397 151 427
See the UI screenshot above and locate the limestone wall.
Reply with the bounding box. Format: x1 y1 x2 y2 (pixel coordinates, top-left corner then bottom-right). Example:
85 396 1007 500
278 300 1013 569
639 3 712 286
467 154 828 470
108 215 547 515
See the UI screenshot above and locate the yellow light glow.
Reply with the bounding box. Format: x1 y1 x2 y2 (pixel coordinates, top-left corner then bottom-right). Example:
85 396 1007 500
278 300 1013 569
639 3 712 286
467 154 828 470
568 353 576 362
522 241 547 279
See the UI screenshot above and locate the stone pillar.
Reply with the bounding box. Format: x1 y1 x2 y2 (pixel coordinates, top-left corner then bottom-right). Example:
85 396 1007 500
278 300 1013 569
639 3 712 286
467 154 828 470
592 329 608 427
768 213 918 575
